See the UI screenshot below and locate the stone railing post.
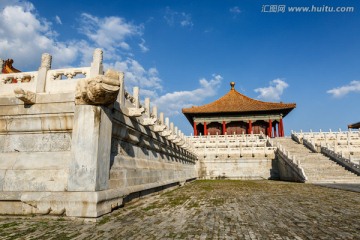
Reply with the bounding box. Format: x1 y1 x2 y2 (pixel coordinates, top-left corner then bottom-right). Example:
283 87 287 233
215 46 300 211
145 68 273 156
133 87 140 108
159 112 164 124
36 53 52 93
142 98 156 126
152 106 158 119
117 72 125 107
144 98 150 116
68 105 112 191
90 48 103 77
68 69 121 192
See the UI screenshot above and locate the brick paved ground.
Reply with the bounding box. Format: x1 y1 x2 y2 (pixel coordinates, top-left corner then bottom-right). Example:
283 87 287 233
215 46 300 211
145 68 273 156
1 180 359 240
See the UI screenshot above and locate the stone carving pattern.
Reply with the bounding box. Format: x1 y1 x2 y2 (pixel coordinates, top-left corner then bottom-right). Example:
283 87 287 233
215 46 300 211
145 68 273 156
14 87 36 104
93 48 103 64
0 72 37 84
75 69 122 105
48 68 90 81
41 53 52 69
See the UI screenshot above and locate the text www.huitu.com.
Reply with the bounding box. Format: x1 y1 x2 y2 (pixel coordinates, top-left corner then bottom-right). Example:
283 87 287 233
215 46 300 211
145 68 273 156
261 5 355 13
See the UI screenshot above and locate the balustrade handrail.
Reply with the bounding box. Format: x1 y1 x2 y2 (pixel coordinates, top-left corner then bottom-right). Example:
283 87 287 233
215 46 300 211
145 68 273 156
276 142 307 182
0 49 197 160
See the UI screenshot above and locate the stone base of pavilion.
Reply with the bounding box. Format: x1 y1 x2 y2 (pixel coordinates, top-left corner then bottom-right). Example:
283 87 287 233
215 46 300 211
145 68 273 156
196 157 277 180
189 133 279 180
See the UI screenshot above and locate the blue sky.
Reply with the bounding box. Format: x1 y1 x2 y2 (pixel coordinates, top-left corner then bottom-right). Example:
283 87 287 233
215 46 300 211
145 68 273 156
1 0 360 135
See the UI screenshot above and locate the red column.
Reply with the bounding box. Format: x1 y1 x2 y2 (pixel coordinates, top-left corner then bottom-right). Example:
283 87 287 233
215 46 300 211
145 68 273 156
204 122 207 135
193 121 197 136
248 120 252 134
279 118 284 137
222 121 226 135
268 119 272 138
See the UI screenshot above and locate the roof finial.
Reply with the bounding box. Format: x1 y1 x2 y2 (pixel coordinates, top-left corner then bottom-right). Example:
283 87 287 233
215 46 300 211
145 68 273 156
230 82 235 90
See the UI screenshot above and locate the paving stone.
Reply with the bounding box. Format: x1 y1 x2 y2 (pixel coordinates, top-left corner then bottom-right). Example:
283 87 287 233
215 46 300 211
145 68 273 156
0 180 359 239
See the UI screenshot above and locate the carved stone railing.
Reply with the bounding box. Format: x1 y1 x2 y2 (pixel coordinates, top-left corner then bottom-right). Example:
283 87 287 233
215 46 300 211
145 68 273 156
0 49 102 99
303 138 318 153
321 146 360 176
275 143 307 182
189 133 263 141
188 134 276 158
292 129 360 145
0 71 38 95
194 145 277 158
291 130 303 144
293 129 360 157
45 67 91 93
0 71 37 84
0 48 197 156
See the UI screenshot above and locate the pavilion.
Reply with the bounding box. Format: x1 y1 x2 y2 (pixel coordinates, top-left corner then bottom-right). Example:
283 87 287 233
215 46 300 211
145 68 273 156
1 59 21 74
348 122 360 129
182 82 296 137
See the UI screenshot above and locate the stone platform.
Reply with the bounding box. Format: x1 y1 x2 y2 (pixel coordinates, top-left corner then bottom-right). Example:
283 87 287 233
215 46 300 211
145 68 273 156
0 49 197 218
1 180 359 239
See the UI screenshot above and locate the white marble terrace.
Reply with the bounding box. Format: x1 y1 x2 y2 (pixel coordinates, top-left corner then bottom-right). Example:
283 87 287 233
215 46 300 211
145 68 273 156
187 133 277 158
292 129 360 165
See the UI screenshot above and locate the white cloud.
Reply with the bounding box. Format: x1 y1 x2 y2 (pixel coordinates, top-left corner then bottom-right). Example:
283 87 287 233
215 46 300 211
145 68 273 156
139 38 149 52
229 6 242 19
0 3 78 69
105 58 162 99
254 79 289 101
0 1 221 122
164 7 193 28
153 74 223 116
55 15 62 25
0 2 149 69
79 13 143 53
0 1 160 104
180 12 193 27
230 6 241 14
327 80 360 98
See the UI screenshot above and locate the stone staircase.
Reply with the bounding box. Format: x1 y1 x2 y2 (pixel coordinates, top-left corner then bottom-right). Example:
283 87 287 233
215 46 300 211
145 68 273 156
273 137 360 184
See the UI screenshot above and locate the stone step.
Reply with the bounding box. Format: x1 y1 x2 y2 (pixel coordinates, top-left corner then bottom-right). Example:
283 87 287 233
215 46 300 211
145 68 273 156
307 176 359 180
306 172 358 177
305 172 356 177
299 161 334 165
301 164 346 169
307 179 360 184
305 173 359 178
275 137 360 183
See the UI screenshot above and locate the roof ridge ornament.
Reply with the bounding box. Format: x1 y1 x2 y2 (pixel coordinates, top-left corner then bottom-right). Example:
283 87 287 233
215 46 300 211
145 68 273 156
230 81 235 90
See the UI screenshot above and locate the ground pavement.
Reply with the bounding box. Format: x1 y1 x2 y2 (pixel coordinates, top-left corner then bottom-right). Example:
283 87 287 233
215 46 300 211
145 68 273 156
0 180 359 240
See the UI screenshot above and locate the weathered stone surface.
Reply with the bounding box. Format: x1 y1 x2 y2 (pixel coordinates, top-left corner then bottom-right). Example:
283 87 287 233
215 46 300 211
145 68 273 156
0 180 359 239
0 152 70 191
68 105 112 192
197 157 275 180
0 133 71 152
3 169 68 191
0 189 125 217
0 170 5 191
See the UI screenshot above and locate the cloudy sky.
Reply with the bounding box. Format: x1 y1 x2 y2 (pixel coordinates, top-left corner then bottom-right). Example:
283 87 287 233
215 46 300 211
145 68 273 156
1 0 360 134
